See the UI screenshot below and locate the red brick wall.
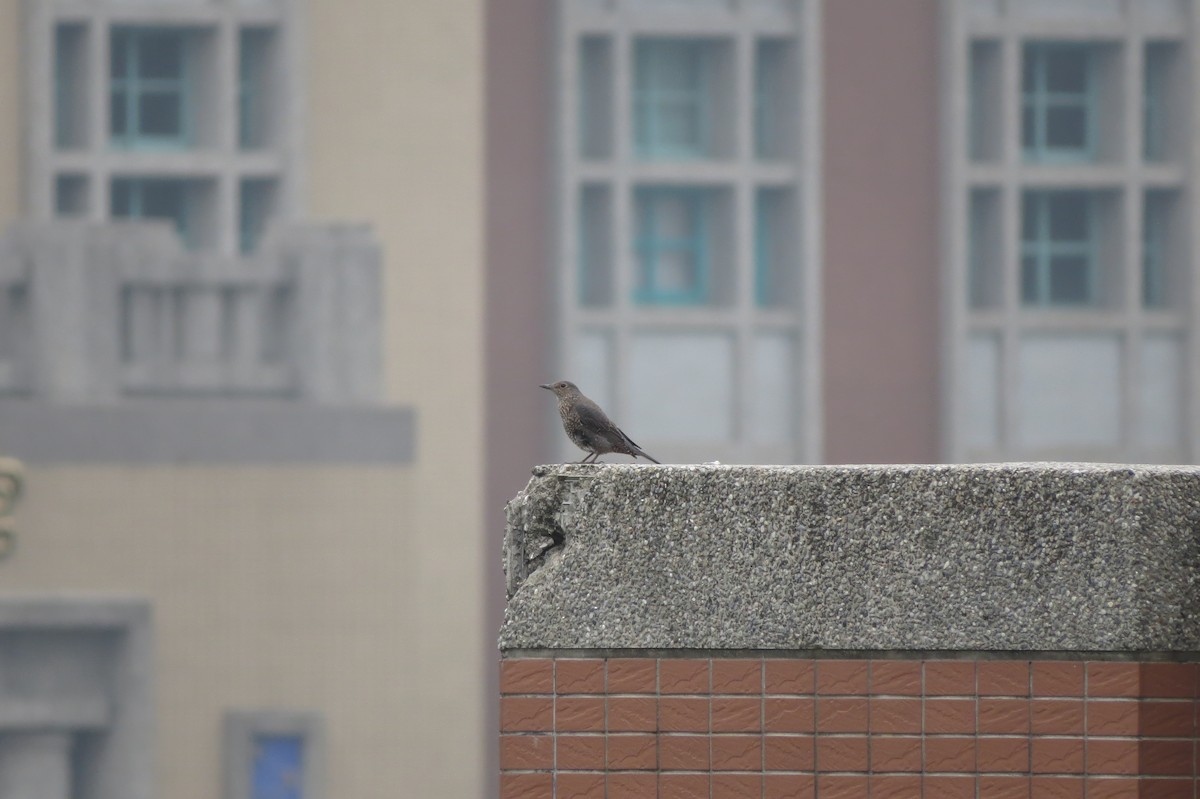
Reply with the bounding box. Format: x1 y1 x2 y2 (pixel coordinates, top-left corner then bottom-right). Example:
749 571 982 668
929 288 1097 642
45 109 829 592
499 656 1199 798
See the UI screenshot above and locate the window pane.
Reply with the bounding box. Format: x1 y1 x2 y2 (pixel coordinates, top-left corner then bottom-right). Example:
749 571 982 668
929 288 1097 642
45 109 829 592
1044 48 1087 92
1048 255 1090 303
1021 49 1037 92
252 735 303 799
1021 194 1039 240
656 249 699 294
634 39 711 159
138 32 184 80
634 189 708 304
110 91 128 137
1044 105 1087 149
138 92 183 137
111 32 128 78
1021 104 1036 151
111 180 133 216
1021 255 1039 304
1047 193 1088 240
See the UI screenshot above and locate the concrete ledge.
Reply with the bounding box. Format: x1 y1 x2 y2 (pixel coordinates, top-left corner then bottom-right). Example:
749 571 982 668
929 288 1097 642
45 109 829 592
0 400 416 464
500 463 1200 652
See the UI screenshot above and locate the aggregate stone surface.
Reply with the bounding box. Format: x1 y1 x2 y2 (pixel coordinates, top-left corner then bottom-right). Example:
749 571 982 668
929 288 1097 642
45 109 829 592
499 463 1200 652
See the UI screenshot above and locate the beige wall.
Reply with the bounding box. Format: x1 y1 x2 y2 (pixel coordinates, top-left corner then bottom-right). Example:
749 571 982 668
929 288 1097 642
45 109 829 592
306 0 487 796
0 466 421 799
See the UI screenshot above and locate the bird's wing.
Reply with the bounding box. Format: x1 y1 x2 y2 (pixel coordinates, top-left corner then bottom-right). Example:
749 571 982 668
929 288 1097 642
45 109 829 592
574 400 618 437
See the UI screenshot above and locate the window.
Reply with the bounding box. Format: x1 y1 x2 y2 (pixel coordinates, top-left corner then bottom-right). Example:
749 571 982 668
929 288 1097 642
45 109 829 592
239 179 276 253
1143 191 1171 308
1022 42 1094 162
55 24 87 149
634 187 710 305
252 735 303 799
1021 190 1096 306
754 188 796 307
754 40 792 160
1143 43 1171 162
239 29 272 150
112 178 192 246
110 27 191 149
633 39 712 160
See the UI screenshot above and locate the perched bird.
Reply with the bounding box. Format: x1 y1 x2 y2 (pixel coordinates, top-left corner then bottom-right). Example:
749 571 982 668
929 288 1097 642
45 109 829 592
540 380 660 464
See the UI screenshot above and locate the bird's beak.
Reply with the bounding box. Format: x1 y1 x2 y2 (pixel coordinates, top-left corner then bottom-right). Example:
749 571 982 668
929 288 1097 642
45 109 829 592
539 384 552 391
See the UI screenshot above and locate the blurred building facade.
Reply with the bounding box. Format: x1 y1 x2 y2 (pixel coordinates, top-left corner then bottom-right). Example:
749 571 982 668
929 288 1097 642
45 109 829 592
0 0 485 798
485 0 1199 784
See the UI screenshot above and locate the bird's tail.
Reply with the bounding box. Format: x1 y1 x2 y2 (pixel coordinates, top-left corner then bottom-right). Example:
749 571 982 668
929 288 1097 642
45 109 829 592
632 446 660 464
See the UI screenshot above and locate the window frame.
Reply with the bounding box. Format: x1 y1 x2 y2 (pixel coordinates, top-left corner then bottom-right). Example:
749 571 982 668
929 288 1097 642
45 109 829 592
223 710 325 799
110 26 193 151
633 186 711 306
1021 41 1096 164
1020 189 1099 308
633 38 713 161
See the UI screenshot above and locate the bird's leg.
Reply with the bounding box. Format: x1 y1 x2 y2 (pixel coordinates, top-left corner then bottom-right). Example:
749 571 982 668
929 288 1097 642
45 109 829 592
577 452 595 464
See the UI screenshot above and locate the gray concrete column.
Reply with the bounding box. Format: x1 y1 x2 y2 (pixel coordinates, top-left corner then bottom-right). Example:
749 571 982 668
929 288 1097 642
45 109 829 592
0 732 72 799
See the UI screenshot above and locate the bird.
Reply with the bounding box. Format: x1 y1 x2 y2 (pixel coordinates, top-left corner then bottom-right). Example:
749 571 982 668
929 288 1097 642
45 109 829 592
540 380 660 464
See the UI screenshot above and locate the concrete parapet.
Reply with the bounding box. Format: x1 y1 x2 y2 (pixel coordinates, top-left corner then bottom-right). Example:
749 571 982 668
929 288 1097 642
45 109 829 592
500 463 1200 653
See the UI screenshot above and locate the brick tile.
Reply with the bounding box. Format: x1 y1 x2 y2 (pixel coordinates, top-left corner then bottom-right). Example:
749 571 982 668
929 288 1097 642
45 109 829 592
924 775 975 798
1030 737 1083 774
607 696 656 732
557 772 606 799
661 659 710 694
606 658 656 694
764 697 814 733
712 658 762 694
500 696 553 732
924 736 975 773
556 735 606 770
1030 699 1083 735
871 660 922 695
816 659 869 694
1084 738 1138 776
978 775 1029 799
870 697 922 734
1140 700 1194 737
764 734 814 771
977 736 1028 773
979 698 1030 734
712 697 762 733
711 734 762 771
1137 778 1194 799
765 659 815 694
500 659 554 694
712 773 762 799
925 661 976 695
659 773 710 799
660 697 709 732
1140 663 1196 698
979 661 1030 696
1029 776 1083 798
1086 700 1139 736
764 774 815 799
1033 662 1084 697
555 659 605 694
870 735 922 772
925 698 976 734
1139 739 1193 776
607 734 656 770
499 772 552 799
1086 662 1139 698
1083 778 1139 799
499 734 553 770
816 697 868 733
816 735 869 772
607 772 657 799
556 697 605 732
870 774 922 798
817 774 869 799
659 734 710 771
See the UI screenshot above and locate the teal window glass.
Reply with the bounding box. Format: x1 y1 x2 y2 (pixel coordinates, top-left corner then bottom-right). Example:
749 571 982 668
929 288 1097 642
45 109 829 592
252 735 303 799
239 179 274 253
634 187 709 305
111 178 192 247
1144 44 1169 162
1022 43 1094 163
634 39 711 160
754 41 786 160
1020 190 1096 306
1143 192 1169 308
55 175 88 216
110 27 191 149
754 188 791 307
239 28 271 149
